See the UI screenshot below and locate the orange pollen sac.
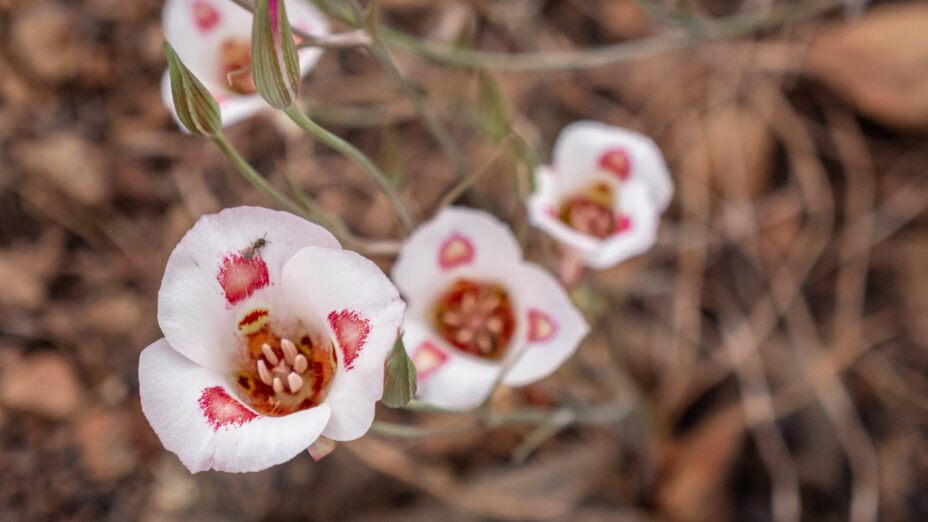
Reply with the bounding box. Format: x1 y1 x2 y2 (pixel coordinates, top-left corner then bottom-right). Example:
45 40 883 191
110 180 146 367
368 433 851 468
433 279 516 360
235 326 337 416
220 38 257 95
560 182 616 239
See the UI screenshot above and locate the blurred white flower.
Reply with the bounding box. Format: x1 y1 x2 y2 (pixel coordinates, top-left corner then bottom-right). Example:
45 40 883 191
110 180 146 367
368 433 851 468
527 121 673 269
160 0 328 128
139 206 404 472
392 207 589 411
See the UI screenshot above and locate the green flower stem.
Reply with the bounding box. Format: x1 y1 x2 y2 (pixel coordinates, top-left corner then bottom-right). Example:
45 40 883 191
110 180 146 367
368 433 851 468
212 132 308 216
358 1 466 181
282 105 414 233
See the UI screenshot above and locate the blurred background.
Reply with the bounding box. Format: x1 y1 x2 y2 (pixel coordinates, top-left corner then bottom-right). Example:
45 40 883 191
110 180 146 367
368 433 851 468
1 0 927 520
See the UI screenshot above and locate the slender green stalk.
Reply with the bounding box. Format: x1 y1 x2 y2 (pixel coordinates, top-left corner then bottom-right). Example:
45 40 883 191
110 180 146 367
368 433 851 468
314 0 842 71
212 132 308 216
282 104 414 233
358 1 467 180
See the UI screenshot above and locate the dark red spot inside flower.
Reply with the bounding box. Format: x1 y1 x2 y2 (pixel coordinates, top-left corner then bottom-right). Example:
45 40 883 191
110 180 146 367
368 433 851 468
328 310 371 370
599 149 632 180
198 386 257 432
217 253 269 305
413 342 448 379
438 233 475 270
527 309 558 343
193 0 220 32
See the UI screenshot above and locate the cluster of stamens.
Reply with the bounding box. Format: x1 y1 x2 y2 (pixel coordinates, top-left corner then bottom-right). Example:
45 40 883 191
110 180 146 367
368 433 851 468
435 280 516 360
256 338 309 395
560 182 617 239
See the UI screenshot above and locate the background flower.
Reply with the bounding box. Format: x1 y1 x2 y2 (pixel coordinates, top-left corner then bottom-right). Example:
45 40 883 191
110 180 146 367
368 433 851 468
392 207 589 410
528 121 674 269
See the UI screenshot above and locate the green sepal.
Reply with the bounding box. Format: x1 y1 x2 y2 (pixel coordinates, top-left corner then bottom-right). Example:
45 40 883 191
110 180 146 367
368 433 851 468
252 0 302 109
163 40 221 136
382 334 417 408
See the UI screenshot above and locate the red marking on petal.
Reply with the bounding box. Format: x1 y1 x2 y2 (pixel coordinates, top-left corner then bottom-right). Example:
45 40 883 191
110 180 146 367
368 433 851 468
614 215 632 235
327 310 371 370
527 309 558 343
599 149 632 180
412 342 448 379
218 254 269 305
546 206 559 219
438 233 475 270
193 0 221 32
198 386 257 431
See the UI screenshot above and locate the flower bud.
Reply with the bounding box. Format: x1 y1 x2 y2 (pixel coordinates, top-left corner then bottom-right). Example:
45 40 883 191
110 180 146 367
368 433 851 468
382 335 417 408
251 0 301 109
162 40 221 136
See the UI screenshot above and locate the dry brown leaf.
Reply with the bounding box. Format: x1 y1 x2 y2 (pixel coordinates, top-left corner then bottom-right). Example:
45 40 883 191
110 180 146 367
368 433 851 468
805 3 928 129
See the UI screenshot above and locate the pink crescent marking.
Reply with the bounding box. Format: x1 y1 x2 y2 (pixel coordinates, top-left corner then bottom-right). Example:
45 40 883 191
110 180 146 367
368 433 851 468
198 386 257 432
192 0 221 32
328 310 371 370
527 309 558 343
412 341 448 380
613 214 632 235
438 233 475 270
599 149 632 180
217 253 270 305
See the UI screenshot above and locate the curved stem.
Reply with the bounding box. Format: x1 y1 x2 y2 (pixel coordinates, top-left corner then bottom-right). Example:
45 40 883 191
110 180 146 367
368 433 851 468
282 104 415 233
212 132 308 216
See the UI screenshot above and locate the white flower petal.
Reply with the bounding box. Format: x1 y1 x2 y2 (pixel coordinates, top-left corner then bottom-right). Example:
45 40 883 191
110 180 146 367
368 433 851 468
403 321 501 411
553 120 673 211
503 265 589 386
392 206 523 308
280 246 405 439
139 338 331 473
162 0 329 128
158 206 339 372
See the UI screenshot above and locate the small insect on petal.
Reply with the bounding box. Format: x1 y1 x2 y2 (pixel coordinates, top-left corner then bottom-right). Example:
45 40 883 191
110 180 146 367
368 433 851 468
281 338 298 365
261 343 279 366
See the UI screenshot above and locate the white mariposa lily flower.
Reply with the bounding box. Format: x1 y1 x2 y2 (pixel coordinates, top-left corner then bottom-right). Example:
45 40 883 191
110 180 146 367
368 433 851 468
391 207 589 411
139 206 404 472
160 0 328 128
527 121 674 269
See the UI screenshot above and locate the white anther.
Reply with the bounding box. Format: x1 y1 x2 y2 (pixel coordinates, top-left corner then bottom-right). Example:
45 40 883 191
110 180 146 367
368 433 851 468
261 343 279 366
272 376 284 394
257 359 273 386
479 295 501 312
281 338 298 365
442 311 464 327
476 333 493 354
294 354 308 374
486 316 503 334
461 292 477 313
287 372 304 393
456 329 474 344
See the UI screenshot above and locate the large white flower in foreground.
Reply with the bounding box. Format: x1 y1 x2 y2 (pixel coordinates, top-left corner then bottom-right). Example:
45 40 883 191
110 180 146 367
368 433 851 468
139 206 404 472
392 208 589 411
161 0 329 128
527 121 674 269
